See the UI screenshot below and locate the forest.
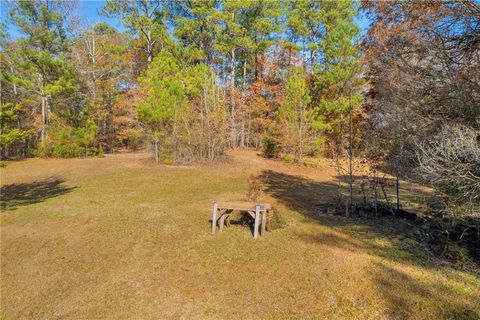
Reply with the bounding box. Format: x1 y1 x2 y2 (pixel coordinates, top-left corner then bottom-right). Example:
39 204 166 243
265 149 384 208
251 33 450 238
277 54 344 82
2 0 480 255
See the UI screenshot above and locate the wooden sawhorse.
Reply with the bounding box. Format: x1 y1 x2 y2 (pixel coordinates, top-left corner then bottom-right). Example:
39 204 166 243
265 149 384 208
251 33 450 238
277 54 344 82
211 201 271 239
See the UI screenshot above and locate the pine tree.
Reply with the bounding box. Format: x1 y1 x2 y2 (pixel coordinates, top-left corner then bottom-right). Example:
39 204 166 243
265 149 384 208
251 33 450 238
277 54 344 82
285 0 324 73
219 0 281 146
137 50 185 162
103 0 171 66
313 0 363 154
0 103 30 159
9 0 77 148
169 0 221 65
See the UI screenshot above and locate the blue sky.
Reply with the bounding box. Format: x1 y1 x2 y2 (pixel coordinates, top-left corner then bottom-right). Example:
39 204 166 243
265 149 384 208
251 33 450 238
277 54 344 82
76 0 124 30
1 0 124 38
2 0 370 40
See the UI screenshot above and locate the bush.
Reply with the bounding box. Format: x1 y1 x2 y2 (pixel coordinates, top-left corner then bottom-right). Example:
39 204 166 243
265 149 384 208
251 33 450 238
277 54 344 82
38 122 101 158
283 154 295 163
262 131 281 158
163 158 174 165
416 126 480 215
267 208 287 231
442 242 472 266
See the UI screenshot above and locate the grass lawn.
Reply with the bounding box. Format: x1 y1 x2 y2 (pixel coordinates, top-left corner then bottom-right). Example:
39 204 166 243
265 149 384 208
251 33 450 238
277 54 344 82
1 150 479 319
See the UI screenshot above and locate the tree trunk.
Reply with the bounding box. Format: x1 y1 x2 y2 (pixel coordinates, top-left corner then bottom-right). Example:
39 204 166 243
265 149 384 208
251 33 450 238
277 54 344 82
240 122 245 147
380 181 395 218
10 66 17 95
41 93 47 145
348 96 354 214
242 57 247 90
91 28 97 97
310 48 315 73
396 171 400 210
254 53 258 81
374 170 378 218
154 138 159 163
147 29 153 65
302 39 307 71
298 107 303 162
230 45 236 146
240 58 247 147
246 119 251 147
288 46 292 67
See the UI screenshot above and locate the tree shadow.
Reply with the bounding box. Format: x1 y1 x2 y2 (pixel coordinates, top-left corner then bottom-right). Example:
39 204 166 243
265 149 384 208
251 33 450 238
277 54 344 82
261 170 431 214
375 262 429 318
335 174 431 195
261 170 340 215
373 262 479 319
1 177 76 211
261 170 480 266
335 174 435 210
261 170 479 317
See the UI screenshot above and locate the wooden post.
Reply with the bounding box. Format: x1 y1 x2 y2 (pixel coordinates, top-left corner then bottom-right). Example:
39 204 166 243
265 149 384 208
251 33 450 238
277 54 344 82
261 208 267 235
212 202 218 235
254 205 260 239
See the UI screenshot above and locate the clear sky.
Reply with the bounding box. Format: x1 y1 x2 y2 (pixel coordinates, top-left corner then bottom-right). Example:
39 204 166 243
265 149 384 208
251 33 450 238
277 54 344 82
1 0 370 40
76 0 124 30
1 0 124 39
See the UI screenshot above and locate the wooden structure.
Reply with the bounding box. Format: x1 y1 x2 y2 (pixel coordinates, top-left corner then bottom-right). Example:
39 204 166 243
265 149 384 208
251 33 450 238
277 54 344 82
211 201 271 239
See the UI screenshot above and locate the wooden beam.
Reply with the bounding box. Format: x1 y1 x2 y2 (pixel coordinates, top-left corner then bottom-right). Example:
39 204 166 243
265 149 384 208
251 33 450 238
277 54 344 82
216 202 271 211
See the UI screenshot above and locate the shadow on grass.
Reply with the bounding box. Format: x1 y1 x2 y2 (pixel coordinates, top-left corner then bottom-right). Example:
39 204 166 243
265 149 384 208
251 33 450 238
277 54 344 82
373 262 479 319
335 174 432 195
261 170 479 266
261 169 339 214
1 177 75 211
295 218 432 268
261 170 480 318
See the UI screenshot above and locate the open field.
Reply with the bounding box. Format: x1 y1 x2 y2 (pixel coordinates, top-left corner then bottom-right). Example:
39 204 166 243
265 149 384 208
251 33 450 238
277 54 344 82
1 150 479 319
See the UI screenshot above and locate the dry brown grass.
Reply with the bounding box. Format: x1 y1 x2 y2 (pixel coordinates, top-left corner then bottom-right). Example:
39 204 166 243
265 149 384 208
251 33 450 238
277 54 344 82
1 150 479 319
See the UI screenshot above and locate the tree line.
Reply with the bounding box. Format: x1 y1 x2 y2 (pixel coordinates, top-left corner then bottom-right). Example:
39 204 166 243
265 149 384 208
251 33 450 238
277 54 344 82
1 0 479 215
1 0 362 161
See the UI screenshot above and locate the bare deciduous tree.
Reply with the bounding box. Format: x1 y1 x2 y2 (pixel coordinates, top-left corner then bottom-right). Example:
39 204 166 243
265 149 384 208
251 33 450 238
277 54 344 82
416 126 480 215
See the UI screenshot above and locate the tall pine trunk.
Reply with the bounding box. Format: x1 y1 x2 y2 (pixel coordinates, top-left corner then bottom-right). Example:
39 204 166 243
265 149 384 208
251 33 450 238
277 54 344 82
230 45 236 147
240 58 247 147
147 29 153 65
41 92 47 146
348 95 354 214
